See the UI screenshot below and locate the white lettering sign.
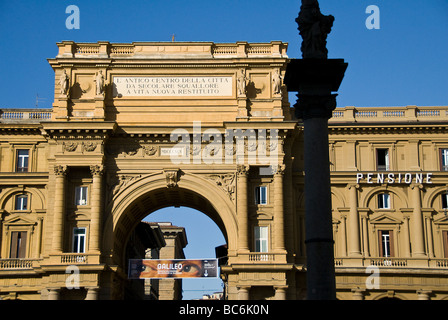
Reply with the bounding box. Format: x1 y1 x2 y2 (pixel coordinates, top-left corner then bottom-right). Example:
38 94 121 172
356 173 433 184
113 76 233 97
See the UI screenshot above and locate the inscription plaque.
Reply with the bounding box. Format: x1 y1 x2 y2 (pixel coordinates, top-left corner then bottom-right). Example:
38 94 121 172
113 76 233 97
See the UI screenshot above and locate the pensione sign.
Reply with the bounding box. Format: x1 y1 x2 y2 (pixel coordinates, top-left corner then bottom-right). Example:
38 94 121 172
356 172 433 185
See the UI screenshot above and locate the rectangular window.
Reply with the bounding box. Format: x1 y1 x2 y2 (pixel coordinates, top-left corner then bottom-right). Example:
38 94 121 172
75 186 88 206
255 186 267 205
379 230 394 258
254 226 269 253
10 231 27 258
15 194 28 211
73 227 86 253
376 149 389 171
378 193 390 209
16 149 29 172
442 193 448 209
441 149 448 171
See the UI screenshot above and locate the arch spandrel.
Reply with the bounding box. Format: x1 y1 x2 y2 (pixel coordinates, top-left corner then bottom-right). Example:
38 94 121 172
102 171 238 265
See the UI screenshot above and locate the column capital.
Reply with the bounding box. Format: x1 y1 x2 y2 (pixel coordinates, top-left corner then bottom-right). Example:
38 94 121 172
347 183 360 190
53 165 67 176
273 164 286 176
411 183 423 190
236 164 249 176
295 94 338 120
90 164 104 176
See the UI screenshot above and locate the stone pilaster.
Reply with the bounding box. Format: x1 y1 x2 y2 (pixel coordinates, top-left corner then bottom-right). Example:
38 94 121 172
411 184 426 257
89 165 104 253
52 165 67 253
273 165 286 252
347 184 362 257
237 286 250 300
237 165 249 252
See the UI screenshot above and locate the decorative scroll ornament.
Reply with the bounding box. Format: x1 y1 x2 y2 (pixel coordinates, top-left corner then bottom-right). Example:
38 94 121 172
208 174 236 201
82 141 97 152
112 174 142 195
64 141 78 152
143 145 157 156
189 145 201 156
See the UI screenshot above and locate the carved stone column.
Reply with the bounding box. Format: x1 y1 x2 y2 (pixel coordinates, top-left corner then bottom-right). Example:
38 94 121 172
347 184 362 257
281 0 347 300
417 290 431 300
351 288 365 300
274 286 288 300
274 165 286 252
237 286 250 300
339 214 347 257
86 287 100 300
361 214 370 257
90 165 104 253
237 165 249 252
403 215 411 258
411 184 426 257
48 288 61 300
52 165 67 252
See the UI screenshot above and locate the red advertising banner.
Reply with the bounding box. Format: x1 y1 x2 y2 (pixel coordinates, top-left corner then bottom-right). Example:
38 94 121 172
128 259 219 279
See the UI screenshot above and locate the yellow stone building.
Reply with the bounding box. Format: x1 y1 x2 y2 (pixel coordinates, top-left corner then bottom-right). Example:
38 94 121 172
0 41 447 300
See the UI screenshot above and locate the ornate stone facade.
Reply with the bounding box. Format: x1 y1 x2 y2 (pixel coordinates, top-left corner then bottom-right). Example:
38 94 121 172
0 41 447 300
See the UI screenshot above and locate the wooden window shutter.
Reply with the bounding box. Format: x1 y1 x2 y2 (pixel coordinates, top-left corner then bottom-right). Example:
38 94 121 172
10 232 19 258
10 231 27 258
389 230 395 257
443 231 448 258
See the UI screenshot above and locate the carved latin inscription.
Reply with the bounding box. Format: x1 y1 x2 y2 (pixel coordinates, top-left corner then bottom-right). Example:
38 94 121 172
113 76 233 97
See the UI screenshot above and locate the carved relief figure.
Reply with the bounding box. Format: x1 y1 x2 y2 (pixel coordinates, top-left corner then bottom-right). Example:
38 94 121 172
95 70 105 95
237 69 249 96
59 70 70 95
272 69 283 95
296 0 334 59
165 170 179 188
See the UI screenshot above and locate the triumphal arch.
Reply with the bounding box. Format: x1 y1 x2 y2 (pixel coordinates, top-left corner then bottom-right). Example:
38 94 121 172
6 40 302 300
2 40 448 300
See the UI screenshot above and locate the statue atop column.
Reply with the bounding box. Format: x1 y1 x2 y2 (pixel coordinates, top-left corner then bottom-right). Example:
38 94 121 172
296 0 334 59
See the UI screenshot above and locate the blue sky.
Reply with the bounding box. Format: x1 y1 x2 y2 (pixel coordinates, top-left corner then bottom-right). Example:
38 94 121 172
1 1 447 108
1 0 447 300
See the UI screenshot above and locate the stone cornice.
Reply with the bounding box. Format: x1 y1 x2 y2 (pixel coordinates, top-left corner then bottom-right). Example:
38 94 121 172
40 121 117 140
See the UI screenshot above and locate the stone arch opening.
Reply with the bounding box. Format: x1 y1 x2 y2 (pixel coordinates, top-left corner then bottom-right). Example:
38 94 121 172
103 172 237 271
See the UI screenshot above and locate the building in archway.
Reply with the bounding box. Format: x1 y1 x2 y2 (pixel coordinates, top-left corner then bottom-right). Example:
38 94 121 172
0 41 447 300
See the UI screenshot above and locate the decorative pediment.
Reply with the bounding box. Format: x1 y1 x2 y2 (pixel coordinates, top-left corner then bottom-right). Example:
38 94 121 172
4 215 36 226
370 212 402 225
434 214 448 225
249 212 273 221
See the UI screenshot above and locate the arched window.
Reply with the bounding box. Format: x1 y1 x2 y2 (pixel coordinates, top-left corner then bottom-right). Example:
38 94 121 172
14 194 28 211
377 193 390 209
